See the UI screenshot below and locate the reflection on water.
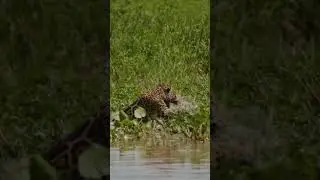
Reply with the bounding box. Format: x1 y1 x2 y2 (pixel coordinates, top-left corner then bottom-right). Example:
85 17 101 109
110 138 210 180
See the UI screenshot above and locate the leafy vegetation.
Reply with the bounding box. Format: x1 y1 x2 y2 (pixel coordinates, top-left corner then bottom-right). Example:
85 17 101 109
29 154 57 180
110 106 209 143
212 0 320 179
0 0 107 179
0 0 106 159
1 147 109 180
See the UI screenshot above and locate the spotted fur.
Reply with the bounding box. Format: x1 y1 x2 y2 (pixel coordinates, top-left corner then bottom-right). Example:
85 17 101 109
124 84 178 118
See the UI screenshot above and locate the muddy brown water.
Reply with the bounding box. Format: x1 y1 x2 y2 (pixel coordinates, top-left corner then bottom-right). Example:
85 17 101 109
110 137 210 180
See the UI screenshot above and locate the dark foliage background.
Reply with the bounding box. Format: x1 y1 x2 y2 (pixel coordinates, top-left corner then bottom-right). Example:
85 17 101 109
212 0 320 179
0 0 107 160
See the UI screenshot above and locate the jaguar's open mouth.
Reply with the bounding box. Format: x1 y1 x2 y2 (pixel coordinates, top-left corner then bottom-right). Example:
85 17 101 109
165 99 178 108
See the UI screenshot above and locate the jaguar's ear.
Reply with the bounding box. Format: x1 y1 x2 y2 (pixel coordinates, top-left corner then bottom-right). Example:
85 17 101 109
164 87 170 93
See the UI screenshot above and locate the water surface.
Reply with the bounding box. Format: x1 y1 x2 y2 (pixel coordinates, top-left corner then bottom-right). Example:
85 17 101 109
110 138 210 180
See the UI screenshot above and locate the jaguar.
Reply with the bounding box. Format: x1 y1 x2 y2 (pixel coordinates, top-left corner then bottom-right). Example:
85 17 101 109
124 83 178 118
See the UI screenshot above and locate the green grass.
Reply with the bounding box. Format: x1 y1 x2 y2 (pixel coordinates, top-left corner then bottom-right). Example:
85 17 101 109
0 1 106 160
110 0 210 141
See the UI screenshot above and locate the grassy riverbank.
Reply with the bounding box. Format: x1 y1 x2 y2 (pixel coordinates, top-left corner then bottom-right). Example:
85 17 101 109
110 0 210 141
